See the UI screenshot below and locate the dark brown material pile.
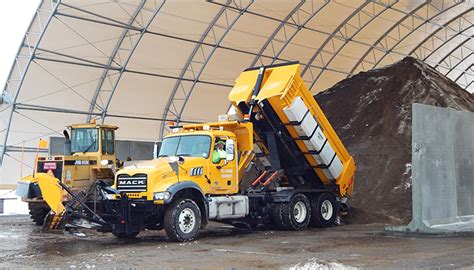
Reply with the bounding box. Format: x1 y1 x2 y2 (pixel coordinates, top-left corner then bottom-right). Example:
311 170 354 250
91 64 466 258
315 57 474 224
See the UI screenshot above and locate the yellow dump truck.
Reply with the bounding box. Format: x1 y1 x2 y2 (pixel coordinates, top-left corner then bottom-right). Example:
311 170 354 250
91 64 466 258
16 121 118 225
31 62 355 241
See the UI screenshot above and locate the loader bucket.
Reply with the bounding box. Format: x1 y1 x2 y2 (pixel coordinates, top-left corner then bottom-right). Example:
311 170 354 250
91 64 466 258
22 173 68 231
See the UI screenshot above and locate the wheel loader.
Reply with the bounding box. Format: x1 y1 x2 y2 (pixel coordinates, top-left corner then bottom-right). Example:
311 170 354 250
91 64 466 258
27 62 356 241
16 121 119 225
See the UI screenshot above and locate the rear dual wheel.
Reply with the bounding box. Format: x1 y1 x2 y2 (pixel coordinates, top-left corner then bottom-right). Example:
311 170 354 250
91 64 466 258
272 192 339 230
272 193 311 230
311 192 339 228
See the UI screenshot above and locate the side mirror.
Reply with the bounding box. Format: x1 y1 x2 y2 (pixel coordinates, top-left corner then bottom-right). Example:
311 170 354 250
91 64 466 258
63 130 70 140
225 139 235 161
153 141 161 159
170 156 185 165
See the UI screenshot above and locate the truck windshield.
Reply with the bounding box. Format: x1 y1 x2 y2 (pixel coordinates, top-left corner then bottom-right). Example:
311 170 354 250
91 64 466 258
71 128 99 153
158 135 211 158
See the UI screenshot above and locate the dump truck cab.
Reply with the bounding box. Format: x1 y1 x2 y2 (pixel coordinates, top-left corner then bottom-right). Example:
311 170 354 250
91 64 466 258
116 120 252 200
16 121 118 225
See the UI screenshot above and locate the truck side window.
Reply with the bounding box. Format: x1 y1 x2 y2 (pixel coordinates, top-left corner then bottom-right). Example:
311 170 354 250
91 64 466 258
101 129 106 154
106 130 114 155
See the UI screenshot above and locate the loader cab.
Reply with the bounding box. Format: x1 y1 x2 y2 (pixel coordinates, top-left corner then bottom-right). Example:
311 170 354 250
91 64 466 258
68 122 118 163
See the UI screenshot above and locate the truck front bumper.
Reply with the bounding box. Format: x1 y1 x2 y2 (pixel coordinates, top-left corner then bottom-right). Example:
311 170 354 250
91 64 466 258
103 197 164 235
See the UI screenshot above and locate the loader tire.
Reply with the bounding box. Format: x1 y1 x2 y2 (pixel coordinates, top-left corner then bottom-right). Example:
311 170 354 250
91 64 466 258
274 193 311 231
311 192 339 228
164 198 201 242
28 203 50 226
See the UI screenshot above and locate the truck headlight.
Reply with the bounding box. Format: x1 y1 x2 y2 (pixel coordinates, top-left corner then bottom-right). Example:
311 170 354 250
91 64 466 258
153 191 171 201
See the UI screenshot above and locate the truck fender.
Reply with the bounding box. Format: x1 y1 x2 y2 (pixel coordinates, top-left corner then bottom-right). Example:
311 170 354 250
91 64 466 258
165 181 209 228
270 189 300 203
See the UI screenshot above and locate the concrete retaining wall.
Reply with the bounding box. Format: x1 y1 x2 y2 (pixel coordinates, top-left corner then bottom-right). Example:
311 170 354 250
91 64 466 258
400 103 474 233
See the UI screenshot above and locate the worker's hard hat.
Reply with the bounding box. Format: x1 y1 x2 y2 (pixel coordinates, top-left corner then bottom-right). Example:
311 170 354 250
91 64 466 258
217 141 225 145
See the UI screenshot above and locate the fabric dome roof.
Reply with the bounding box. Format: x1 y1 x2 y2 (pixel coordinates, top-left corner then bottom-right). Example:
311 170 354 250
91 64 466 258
1 0 472 183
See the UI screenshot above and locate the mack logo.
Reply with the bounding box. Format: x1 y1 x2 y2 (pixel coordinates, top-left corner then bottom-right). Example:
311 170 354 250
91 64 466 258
118 180 145 185
117 174 147 192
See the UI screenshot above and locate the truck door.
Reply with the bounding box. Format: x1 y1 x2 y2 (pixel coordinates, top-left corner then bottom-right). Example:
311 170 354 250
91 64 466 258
209 138 238 194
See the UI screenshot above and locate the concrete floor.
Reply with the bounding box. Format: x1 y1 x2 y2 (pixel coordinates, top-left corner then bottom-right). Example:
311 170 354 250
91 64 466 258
1 215 474 269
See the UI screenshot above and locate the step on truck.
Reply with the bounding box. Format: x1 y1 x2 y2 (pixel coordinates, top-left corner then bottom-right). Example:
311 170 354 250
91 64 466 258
31 62 356 241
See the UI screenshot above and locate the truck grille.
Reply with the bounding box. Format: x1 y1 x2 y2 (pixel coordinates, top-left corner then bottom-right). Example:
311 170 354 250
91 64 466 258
116 174 147 193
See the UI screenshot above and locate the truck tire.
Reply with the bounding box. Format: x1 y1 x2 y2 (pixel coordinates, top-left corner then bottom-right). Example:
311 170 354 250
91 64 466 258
274 193 311 231
28 203 50 226
112 231 139 239
164 198 201 242
271 203 286 229
311 192 339 228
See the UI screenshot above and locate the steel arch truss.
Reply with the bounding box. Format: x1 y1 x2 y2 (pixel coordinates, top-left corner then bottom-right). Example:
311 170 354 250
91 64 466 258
85 0 166 122
0 0 61 164
409 7 473 60
454 63 473 85
301 0 399 90
159 0 254 138
249 0 330 67
348 0 464 77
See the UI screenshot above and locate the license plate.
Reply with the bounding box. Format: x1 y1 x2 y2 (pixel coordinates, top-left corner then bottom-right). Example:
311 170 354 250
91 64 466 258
44 162 57 170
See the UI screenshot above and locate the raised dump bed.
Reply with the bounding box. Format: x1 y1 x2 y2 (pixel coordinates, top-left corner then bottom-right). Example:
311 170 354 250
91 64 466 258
229 62 355 197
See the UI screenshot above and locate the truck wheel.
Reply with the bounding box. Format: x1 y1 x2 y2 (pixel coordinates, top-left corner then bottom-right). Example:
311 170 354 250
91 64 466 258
275 193 311 231
164 198 201 242
271 203 286 229
112 231 139 239
311 192 339 228
28 203 50 226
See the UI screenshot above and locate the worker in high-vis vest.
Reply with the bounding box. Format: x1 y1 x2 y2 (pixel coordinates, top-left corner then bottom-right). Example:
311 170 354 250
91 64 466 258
212 141 226 163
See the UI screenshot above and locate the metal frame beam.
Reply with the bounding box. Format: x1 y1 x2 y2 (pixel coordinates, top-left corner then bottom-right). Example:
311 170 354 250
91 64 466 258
368 1 464 71
348 0 458 77
14 103 201 124
445 52 473 77
302 0 398 90
88 0 166 122
409 7 473 59
159 0 254 138
249 0 330 67
214 0 468 87
453 63 473 84
86 0 149 119
0 0 61 164
33 55 233 88
434 36 473 69
465 80 473 91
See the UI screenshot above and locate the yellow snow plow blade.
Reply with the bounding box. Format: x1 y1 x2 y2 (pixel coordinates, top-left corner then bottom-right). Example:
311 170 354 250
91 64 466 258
22 173 66 223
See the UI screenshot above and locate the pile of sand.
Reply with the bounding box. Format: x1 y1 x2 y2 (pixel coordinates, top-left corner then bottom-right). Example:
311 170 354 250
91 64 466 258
315 57 474 224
